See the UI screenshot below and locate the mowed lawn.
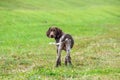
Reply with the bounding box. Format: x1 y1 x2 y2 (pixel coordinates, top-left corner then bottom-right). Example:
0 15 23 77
0 0 120 80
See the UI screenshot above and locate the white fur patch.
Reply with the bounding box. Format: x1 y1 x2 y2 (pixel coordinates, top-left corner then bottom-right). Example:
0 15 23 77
49 42 61 46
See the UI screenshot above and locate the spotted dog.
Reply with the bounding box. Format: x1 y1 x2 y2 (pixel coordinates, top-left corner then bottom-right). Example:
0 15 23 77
46 27 74 67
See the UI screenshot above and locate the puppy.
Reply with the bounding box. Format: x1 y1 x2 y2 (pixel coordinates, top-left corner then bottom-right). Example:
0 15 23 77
46 27 74 67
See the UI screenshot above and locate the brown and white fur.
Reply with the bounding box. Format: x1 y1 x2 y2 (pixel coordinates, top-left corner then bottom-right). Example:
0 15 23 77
46 27 74 67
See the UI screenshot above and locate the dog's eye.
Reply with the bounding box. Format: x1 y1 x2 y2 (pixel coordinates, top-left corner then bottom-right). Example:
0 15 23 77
53 30 55 31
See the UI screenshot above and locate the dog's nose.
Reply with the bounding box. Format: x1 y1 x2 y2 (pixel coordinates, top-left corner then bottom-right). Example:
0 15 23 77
51 35 54 38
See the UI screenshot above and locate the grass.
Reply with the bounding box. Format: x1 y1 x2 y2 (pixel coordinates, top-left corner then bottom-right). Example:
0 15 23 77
0 0 120 80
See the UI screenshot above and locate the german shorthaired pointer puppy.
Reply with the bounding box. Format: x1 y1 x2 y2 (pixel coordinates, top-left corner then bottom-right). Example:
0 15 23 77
46 27 74 67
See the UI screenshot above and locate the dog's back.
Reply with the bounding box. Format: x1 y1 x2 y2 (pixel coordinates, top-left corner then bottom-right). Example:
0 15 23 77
61 34 74 48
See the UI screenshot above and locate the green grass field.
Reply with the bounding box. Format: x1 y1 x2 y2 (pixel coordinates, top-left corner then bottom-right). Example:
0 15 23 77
0 0 120 80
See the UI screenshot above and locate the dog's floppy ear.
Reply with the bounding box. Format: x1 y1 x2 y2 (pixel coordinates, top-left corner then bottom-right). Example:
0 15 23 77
46 27 51 37
55 27 62 38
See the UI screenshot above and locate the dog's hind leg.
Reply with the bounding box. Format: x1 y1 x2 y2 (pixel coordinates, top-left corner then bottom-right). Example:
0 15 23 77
56 44 62 67
65 39 72 66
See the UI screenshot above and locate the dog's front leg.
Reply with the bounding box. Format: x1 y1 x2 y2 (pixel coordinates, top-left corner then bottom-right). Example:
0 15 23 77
56 44 62 67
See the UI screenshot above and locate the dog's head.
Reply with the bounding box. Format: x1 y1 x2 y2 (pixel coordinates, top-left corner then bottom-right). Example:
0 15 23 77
46 27 62 38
